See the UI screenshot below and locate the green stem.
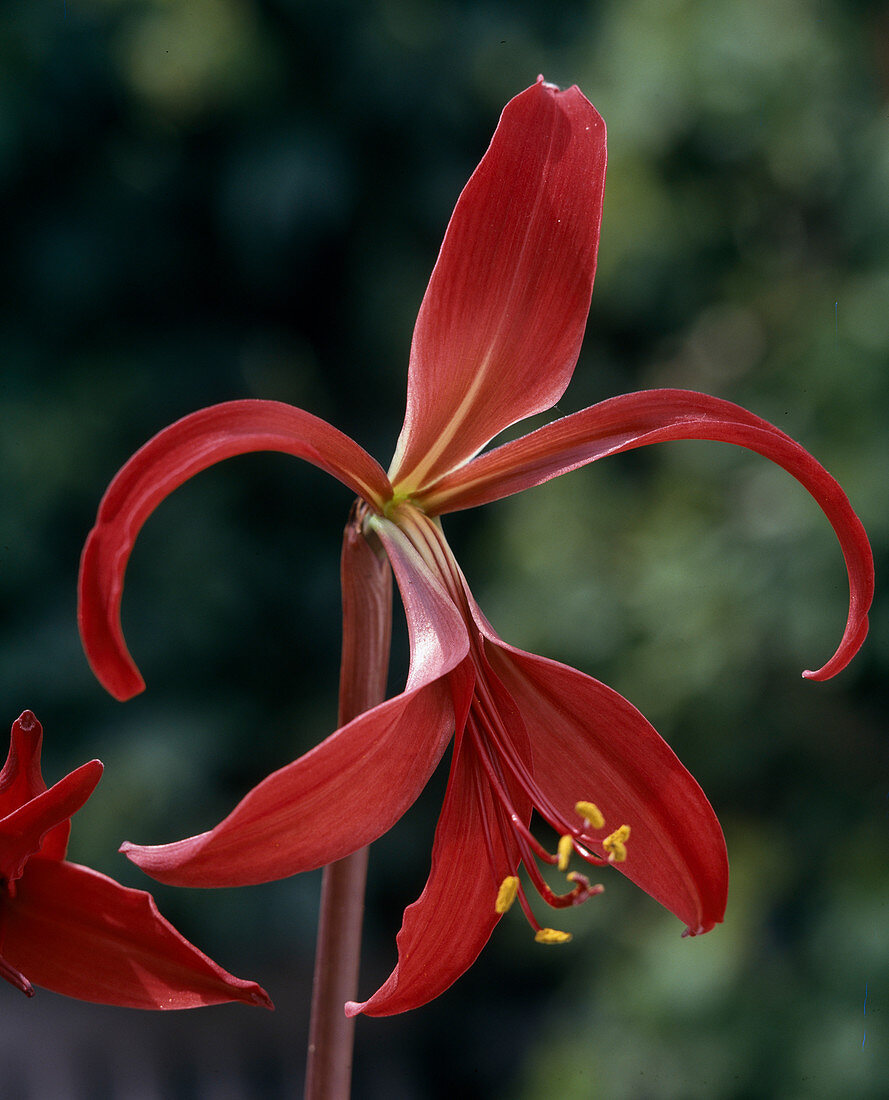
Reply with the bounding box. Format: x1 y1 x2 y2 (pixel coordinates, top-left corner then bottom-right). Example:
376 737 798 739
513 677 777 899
305 508 392 1100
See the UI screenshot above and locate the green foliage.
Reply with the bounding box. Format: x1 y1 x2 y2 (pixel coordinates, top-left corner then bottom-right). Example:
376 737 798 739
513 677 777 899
1 0 885 1095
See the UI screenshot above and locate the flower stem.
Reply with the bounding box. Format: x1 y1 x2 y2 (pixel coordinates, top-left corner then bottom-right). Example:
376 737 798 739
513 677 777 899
305 509 392 1100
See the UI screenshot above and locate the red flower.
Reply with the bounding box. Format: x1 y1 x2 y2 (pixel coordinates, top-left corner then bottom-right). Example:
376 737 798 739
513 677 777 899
78 79 873 1015
0 710 272 1009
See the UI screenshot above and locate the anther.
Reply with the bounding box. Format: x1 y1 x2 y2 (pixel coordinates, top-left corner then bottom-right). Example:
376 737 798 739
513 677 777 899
534 928 573 945
557 834 574 872
575 801 605 830
603 824 630 863
495 875 520 914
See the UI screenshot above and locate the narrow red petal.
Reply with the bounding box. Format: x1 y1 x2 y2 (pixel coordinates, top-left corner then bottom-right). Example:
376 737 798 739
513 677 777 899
1 859 271 1009
123 680 457 887
346 725 523 1017
483 640 729 936
0 760 102 883
0 711 47 818
78 400 392 701
426 389 873 679
388 78 606 494
124 507 471 889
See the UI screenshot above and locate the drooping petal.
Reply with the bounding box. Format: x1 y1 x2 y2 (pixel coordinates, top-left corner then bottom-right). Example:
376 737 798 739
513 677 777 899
124 518 471 888
388 77 607 494
0 759 102 884
1 859 272 1009
425 389 873 680
78 400 393 701
482 639 729 936
122 681 457 887
346 722 524 1017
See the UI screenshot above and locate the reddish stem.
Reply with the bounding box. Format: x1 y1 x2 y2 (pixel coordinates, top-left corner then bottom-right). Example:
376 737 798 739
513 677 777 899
305 508 392 1100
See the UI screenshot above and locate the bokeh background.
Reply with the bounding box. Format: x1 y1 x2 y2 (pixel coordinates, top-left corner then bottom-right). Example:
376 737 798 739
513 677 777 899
2 0 887 1096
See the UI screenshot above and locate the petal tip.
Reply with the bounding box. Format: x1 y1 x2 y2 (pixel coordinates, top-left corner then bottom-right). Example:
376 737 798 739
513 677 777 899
343 999 363 1018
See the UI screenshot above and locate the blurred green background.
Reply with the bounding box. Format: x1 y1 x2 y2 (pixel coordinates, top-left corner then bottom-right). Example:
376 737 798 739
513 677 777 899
1 0 887 1096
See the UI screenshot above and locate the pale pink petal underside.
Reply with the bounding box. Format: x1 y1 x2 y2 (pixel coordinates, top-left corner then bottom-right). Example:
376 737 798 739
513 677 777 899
388 77 607 493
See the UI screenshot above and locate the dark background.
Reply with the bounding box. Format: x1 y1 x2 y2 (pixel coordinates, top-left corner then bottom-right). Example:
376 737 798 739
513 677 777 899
1 0 887 1095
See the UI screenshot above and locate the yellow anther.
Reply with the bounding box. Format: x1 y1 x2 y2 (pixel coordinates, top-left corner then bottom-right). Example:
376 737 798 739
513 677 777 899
575 801 605 830
495 875 520 914
534 928 573 945
557 834 574 872
603 824 631 863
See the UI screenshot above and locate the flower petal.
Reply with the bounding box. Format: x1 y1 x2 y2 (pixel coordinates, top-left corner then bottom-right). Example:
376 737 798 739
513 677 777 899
426 389 873 679
122 680 457 887
0 711 77 862
1 858 272 1009
78 400 392 701
482 639 729 936
0 759 102 883
124 528 470 888
388 77 606 494
345 723 523 1017
0 711 48 818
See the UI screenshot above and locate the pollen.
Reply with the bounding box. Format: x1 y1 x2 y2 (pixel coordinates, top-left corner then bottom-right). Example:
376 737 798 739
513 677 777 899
495 875 520 914
603 824 631 863
575 801 605 830
557 834 574 871
534 928 573 945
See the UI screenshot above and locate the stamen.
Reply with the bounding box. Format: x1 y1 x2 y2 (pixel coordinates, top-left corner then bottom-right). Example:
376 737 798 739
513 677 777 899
575 801 605 830
495 876 520 914
603 824 631 863
557 834 574 872
534 928 573 945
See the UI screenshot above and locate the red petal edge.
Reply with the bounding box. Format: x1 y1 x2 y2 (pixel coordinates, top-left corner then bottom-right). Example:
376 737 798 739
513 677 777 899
388 77 607 493
78 400 391 701
2 859 271 1009
423 389 874 679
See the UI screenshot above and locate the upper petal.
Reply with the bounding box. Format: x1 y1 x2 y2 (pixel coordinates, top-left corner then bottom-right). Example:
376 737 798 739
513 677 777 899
1 858 272 1009
78 400 392 701
388 78 606 494
424 389 874 680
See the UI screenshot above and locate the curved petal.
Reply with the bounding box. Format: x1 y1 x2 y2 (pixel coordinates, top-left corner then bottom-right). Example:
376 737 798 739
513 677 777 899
425 389 873 680
483 639 729 936
345 724 523 1017
124 527 470 888
388 77 607 494
2 859 272 1009
123 680 457 887
0 760 102 883
78 400 392 701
